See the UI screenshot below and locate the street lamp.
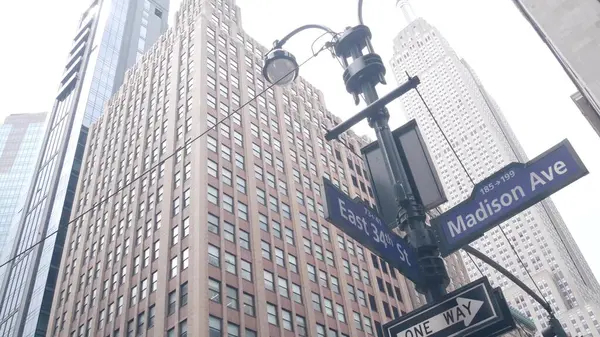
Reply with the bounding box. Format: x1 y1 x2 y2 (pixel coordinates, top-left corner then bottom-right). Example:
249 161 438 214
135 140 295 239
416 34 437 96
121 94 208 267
261 5 450 304
262 23 337 86
262 49 298 85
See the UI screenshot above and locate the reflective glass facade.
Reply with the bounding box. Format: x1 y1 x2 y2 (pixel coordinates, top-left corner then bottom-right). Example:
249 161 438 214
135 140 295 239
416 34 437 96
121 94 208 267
0 113 47 252
0 1 169 336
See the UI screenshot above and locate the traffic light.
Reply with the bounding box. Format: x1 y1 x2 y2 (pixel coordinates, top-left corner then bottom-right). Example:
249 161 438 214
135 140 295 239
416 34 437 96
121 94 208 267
541 317 568 337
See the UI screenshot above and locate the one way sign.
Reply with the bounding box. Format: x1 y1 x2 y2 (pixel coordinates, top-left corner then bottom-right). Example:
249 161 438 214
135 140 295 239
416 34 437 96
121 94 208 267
384 278 507 337
394 298 484 336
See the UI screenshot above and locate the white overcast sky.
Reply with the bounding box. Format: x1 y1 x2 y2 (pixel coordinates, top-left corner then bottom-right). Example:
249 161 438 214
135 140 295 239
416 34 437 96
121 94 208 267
2 0 599 279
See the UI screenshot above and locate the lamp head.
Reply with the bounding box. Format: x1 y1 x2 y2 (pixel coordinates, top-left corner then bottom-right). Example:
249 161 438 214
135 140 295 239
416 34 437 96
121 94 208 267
262 48 299 86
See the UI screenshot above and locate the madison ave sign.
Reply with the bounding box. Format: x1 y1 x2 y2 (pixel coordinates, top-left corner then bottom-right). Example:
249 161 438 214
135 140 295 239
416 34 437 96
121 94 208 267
432 140 587 256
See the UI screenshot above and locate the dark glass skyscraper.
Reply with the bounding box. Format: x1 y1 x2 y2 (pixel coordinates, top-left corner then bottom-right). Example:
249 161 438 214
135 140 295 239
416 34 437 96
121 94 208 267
0 1 169 336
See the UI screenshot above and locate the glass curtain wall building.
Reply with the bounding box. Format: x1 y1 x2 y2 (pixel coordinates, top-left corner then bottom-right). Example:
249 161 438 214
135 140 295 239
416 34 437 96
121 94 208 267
0 1 169 336
45 0 470 336
389 2 600 336
0 113 47 252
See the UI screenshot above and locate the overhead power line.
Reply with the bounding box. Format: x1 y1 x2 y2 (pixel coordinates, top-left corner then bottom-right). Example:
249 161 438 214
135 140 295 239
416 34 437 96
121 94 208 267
0 40 332 271
413 86 550 309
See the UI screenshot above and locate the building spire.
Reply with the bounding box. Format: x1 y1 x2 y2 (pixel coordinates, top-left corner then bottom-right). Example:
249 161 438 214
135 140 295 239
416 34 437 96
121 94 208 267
396 0 417 26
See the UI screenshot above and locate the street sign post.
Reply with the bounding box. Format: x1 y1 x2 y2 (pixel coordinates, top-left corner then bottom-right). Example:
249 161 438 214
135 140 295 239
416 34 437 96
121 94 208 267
383 277 506 337
322 178 420 283
432 140 587 256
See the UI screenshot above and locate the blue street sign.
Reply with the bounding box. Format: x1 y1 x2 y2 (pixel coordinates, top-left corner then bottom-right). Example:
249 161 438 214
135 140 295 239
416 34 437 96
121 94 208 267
384 277 507 337
322 178 420 283
432 140 588 257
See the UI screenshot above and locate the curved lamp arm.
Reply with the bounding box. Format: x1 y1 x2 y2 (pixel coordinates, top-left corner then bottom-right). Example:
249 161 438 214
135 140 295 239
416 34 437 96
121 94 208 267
358 0 364 24
273 24 336 49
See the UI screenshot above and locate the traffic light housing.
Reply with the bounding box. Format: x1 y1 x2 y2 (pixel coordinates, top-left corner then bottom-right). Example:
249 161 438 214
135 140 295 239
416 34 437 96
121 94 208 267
541 317 568 337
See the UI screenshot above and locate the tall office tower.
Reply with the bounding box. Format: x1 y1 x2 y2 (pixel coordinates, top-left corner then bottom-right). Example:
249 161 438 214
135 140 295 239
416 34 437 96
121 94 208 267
389 2 600 336
0 1 169 336
44 0 471 336
512 0 600 138
0 113 47 252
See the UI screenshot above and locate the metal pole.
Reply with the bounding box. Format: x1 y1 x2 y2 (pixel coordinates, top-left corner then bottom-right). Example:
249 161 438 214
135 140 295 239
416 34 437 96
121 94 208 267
324 24 449 304
361 83 448 303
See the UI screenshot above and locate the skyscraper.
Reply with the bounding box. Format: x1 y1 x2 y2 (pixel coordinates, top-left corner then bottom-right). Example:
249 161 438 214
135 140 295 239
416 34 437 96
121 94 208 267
0 113 47 252
389 3 600 336
44 0 472 336
512 0 600 138
0 1 169 336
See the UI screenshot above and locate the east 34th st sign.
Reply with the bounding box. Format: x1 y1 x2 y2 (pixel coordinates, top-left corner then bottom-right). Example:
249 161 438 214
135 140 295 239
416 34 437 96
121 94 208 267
432 139 587 257
322 178 420 283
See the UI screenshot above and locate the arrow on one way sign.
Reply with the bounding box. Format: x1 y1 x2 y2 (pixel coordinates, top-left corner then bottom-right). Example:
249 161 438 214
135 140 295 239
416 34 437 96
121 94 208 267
395 298 484 337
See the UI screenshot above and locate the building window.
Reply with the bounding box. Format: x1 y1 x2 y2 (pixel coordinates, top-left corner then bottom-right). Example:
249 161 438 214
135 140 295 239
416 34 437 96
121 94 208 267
151 272 158 292
312 292 321 312
336 304 346 323
226 286 239 310
171 226 179 246
237 202 248 220
354 312 363 331
364 316 374 334
285 227 295 245
224 221 235 242
148 305 156 328
183 218 190 237
208 159 218 177
243 292 255 316
208 244 220 267
324 298 333 317
282 309 293 331
296 315 307 337
182 248 189 270
225 252 237 274
317 325 326 337
289 254 298 273
267 303 278 326
180 320 188 337
207 185 219 204
223 194 233 212
180 282 188 307
261 240 271 260
307 264 316 282
170 256 178 278
264 270 274 291
278 277 289 298
236 176 246 194
168 290 177 315
208 278 221 303
275 248 285 267
241 260 252 281
227 323 239 337
209 316 222 337
208 213 219 234
331 276 340 293
292 283 302 303
239 230 250 250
